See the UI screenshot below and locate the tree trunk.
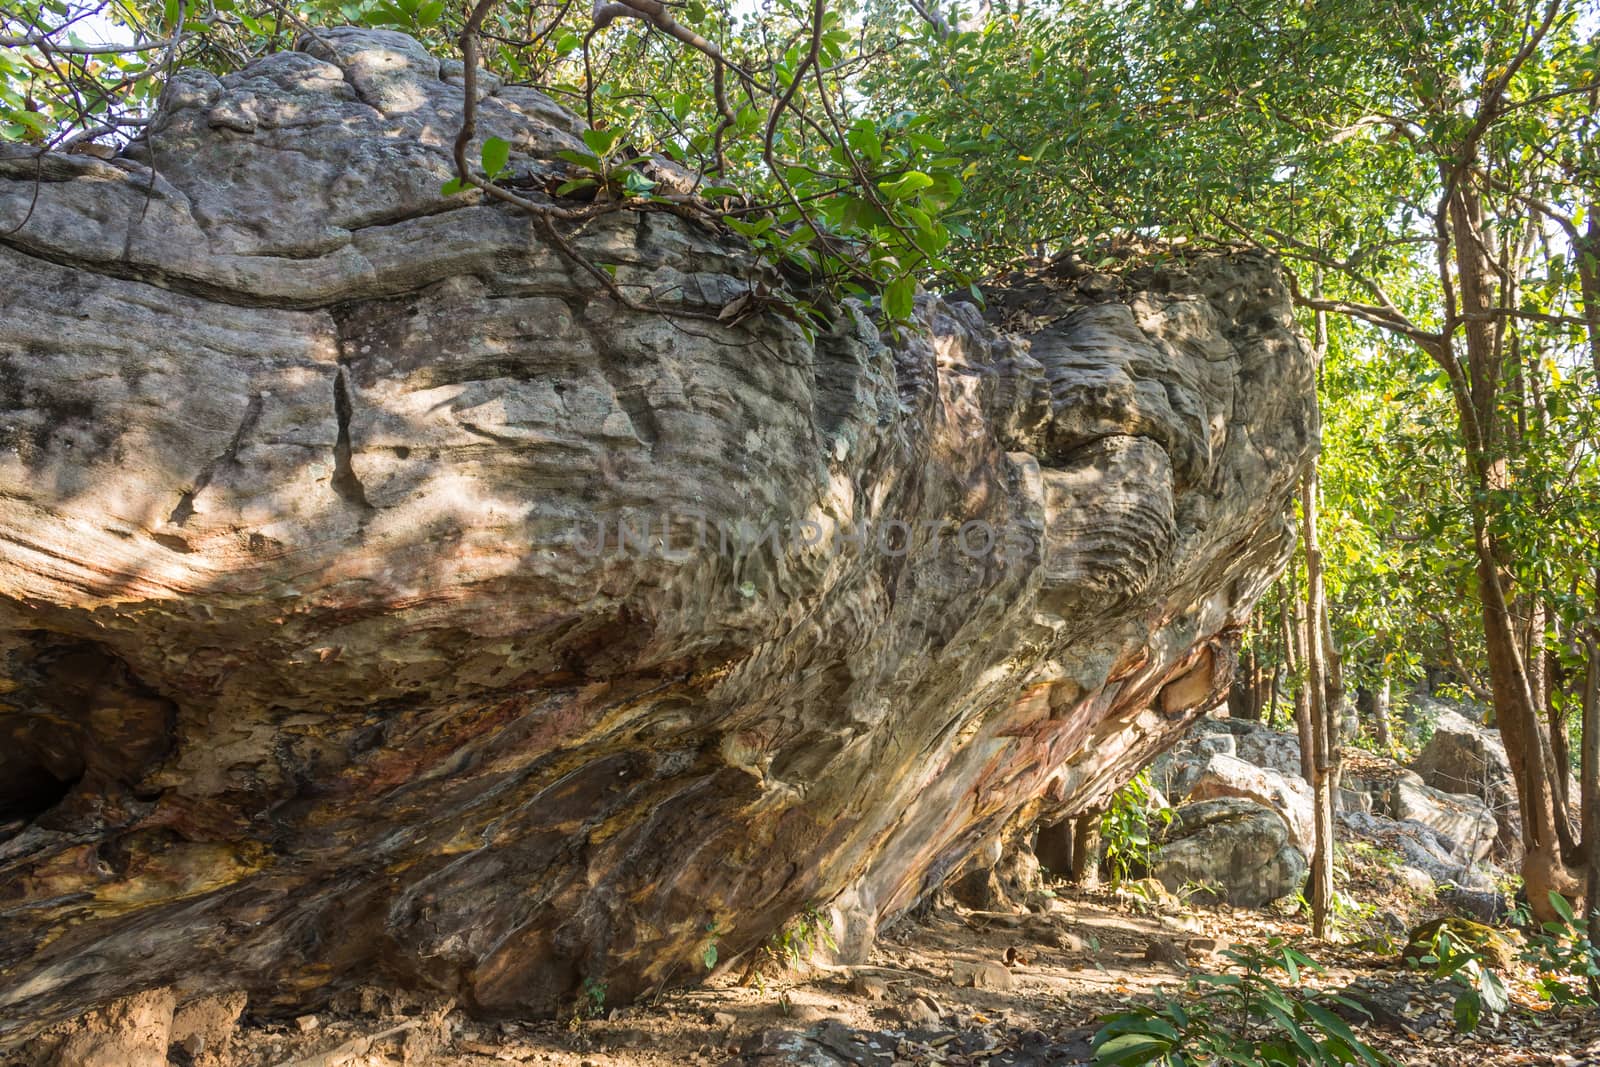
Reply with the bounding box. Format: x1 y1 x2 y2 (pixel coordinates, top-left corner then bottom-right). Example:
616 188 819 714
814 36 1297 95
1229 629 1270 722
1371 675 1392 751
1271 590 1292 730
1290 568 1315 784
1227 637 1261 720
1301 466 1336 940
1440 173 1581 923
1580 572 1599 935
1474 531 1581 918
1580 627 1600 1002
1548 626 1572 827
1320 602 1349 796
1575 217 1600 386
1070 813 1101 888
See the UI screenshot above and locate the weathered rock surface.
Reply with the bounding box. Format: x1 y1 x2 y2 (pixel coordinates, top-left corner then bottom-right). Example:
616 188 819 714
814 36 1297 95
1147 710 1514 910
1182 752 1314 854
1411 706 1521 858
1151 798 1308 906
1224 718 1308 778
1341 767 1498 863
948 831 1047 912
0 29 1314 1039
1338 810 1497 893
1153 715 1304 796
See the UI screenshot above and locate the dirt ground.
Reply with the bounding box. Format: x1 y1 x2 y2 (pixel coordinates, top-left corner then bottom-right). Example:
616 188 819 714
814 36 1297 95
25 879 1594 1067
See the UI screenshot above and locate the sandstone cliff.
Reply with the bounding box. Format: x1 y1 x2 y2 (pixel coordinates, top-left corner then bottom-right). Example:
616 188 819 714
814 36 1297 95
0 28 1314 1038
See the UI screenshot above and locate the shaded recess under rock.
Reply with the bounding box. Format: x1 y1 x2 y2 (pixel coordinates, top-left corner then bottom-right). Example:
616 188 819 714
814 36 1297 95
0 27 1314 1040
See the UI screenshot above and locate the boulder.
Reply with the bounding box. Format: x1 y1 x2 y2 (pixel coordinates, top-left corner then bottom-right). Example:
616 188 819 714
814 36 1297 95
1223 718 1307 778
1151 717 1231 797
1342 767 1498 863
0 29 1315 1039
1181 752 1315 854
1338 810 1497 893
1434 885 1510 925
948 831 1044 911
1390 777 1499 863
1152 714 1304 799
1412 708 1521 858
953 961 1015 991
1151 798 1308 907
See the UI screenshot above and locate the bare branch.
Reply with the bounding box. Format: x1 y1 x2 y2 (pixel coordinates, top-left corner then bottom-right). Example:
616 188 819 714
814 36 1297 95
0 31 181 55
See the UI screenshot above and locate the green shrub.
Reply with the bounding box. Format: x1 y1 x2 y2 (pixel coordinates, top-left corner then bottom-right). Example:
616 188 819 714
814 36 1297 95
1404 920 1511 1032
1092 939 1393 1066
1519 892 1600 1009
741 904 839 991
1100 769 1172 886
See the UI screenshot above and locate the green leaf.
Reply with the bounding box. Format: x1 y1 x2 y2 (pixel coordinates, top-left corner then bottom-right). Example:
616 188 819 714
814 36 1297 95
481 136 511 179
1285 947 1324 974
9 110 48 135
1092 1032 1172 1066
582 127 626 159
883 276 916 321
555 178 597 196
1479 969 1510 1014
1258 1001 1322 1063
440 177 467 196
556 150 603 172
878 171 935 200
1550 892 1577 924
1303 1003 1384 1066
725 216 775 239
846 119 883 163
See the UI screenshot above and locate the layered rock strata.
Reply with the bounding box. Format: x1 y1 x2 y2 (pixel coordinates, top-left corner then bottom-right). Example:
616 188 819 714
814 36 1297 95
0 28 1314 1038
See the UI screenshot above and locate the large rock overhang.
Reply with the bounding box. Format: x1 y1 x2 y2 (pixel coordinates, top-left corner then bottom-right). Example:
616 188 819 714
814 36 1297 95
0 27 1314 1038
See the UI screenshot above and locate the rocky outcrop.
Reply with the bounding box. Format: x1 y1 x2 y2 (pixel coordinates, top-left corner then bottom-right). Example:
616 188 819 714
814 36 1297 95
1151 798 1308 907
1150 711 1515 907
1145 718 1311 905
1339 810 1497 893
0 29 1315 1038
1154 715 1304 791
1226 719 1308 778
1342 766 1498 864
1411 706 1521 858
1183 752 1314 854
